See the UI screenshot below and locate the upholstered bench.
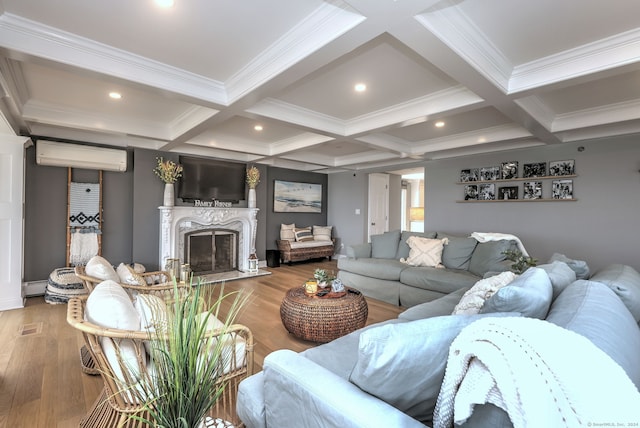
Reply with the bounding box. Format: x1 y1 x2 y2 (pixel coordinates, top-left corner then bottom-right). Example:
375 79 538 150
277 224 335 265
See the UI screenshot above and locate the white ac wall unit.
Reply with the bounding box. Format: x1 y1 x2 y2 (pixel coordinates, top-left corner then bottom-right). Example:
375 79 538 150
36 140 127 172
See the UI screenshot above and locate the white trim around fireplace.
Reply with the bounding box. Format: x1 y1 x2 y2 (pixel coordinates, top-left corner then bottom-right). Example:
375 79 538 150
159 206 258 273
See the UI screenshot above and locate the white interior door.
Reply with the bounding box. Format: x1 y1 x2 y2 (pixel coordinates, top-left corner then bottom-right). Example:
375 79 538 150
368 173 389 240
0 134 27 310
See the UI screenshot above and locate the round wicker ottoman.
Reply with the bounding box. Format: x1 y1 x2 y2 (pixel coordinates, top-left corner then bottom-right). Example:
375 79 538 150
280 286 368 343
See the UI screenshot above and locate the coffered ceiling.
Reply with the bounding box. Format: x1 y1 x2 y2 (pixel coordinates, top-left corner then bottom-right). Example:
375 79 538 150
1 0 639 173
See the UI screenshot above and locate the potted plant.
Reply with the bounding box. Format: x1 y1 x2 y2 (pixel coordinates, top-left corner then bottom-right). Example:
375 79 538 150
313 268 335 288
246 165 260 208
131 280 249 428
154 157 183 206
502 249 538 274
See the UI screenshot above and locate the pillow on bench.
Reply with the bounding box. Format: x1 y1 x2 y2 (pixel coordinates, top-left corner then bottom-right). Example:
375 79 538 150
313 225 332 241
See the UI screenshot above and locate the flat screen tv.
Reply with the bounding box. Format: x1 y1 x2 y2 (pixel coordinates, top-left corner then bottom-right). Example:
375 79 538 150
177 156 246 202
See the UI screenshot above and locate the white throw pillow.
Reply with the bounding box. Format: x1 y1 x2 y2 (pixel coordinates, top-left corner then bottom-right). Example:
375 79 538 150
117 263 146 286
86 280 140 330
85 255 119 282
402 236 448 267
280 223 296 241
452 271 518 315
312 225 332 241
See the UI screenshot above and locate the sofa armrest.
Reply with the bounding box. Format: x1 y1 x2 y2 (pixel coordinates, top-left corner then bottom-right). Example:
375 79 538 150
263 350 426 428
346 243 372 259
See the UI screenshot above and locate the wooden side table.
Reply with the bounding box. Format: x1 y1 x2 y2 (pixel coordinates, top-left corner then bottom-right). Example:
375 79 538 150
280 286 368 343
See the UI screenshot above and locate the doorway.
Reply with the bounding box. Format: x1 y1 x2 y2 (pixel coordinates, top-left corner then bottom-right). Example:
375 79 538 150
367 173 389 240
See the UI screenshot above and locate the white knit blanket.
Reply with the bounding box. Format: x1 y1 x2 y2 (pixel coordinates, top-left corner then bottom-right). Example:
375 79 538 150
470 232 529 257
434 317 640 428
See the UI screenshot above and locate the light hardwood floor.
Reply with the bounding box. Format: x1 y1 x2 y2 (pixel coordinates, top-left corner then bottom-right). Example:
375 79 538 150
0 260 404 427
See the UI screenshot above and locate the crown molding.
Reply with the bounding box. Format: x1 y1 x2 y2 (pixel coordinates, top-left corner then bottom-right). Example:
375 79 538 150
412 123 532 154
0 13 228 105
510 27 640 93
552 98 640 132
247 98 346 135
225 1 366 103
415 2 512 93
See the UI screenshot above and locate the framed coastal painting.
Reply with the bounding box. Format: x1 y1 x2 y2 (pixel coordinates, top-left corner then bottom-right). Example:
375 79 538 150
273 180 322 213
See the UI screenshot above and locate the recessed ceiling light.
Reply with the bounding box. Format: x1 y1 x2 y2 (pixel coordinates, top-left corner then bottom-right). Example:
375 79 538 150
254 125 263 131
155 0 175 8
109 92 122 100
354 83 367 92
435 121 445 128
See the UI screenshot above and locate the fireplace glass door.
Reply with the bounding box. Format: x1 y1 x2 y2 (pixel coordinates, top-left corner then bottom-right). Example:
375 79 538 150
185 229 238 275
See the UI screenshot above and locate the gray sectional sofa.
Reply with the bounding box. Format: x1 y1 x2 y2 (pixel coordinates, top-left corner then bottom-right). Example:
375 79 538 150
237 262 640 427
337 230 518 307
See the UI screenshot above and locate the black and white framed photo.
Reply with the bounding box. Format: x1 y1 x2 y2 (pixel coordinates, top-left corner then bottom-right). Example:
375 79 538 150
549 159 575 176
460 168 479 182
552 179 573 199
464 184 478 200
498 186 518 200
523 181 542 199
479 166 499 181
478 183 495 200
500 161 518 180
523 162 546 178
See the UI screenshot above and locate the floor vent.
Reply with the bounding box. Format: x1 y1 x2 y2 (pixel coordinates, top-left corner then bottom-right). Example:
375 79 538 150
19 322 43 337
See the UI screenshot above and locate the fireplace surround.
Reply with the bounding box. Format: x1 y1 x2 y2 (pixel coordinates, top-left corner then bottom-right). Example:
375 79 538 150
159 207 258 273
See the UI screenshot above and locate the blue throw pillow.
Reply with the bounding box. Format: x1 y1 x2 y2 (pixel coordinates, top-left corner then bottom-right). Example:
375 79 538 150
480 267 552 319
349 312 520 423
371 230 401 259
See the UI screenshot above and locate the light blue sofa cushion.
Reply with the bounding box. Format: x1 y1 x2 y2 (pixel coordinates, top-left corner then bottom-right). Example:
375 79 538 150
237 372 266 428
302 319 401 380
468 240 514 277
371 230 401 259
398 286 470 321
338 258 406 281
537 261 577 300
480 267 552 319
400 267 479 294
549 252 590 279
439 234 478 270
546 280 640 389
349 312 519 424
590 264 640 322
395 231 438 259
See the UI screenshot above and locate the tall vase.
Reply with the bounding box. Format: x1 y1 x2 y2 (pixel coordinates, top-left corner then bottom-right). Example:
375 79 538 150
163 183 175 207
248 187 256 208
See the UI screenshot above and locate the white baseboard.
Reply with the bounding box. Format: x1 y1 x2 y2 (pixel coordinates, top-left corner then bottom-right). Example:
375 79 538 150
23 280 47 297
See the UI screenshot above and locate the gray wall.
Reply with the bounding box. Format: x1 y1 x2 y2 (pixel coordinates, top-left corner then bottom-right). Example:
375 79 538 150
265 167 328 250
23 146 315 281
24 146 134 280
328 136 640 273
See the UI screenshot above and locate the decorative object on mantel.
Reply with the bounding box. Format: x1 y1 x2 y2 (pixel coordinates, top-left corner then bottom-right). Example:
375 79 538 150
246 165 260 208
153 157 183 207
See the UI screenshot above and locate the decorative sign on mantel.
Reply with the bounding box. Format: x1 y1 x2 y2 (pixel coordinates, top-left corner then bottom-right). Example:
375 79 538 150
194 199 233 208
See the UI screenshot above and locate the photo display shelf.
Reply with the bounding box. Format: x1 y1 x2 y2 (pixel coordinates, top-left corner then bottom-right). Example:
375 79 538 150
456 160 578 203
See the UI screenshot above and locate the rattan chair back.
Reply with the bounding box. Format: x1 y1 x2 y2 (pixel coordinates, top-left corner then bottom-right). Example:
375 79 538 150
67 295 254 427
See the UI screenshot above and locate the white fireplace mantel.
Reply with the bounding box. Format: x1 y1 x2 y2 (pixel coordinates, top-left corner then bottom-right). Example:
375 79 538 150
159 206 258 272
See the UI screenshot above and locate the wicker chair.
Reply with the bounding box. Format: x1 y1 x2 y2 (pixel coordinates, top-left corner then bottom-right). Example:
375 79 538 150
67 295 254 428
74 266 190 375
74 265 176 294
